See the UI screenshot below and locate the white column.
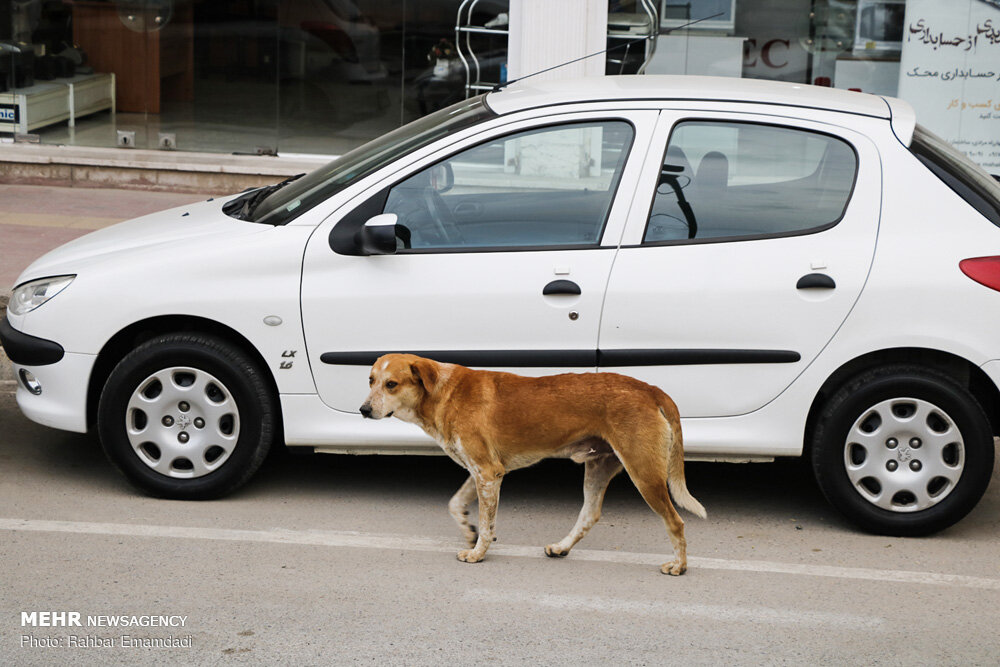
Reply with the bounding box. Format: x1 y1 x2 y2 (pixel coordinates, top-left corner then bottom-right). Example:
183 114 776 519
507 0 607 82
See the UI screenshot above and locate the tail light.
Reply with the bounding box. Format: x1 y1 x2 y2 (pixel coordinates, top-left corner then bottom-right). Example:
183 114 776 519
960 256 1000 292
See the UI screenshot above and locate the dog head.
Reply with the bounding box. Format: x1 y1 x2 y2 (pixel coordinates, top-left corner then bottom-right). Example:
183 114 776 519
360 354 440 422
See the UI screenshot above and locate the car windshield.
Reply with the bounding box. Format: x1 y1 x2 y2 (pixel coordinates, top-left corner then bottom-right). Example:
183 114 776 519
245 96 496 225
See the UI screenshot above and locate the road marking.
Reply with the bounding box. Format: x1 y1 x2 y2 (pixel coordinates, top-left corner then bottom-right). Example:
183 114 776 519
463 588 883 630
2 517 998 591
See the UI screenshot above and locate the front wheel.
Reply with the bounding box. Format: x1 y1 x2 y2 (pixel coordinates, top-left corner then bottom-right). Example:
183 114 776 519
98 333 277 499
811 366 994 536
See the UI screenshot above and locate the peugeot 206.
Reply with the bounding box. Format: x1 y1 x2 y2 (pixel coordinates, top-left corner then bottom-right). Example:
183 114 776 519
4 75 1000 536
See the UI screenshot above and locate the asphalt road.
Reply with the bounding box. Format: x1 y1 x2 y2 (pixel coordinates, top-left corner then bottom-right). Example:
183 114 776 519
2 386 1000 666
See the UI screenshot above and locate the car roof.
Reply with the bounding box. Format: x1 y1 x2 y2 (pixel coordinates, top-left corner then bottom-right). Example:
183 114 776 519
487 74 896 120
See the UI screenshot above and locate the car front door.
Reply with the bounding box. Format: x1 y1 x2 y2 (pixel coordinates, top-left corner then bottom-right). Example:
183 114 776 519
599 111 882 419
301 111 657 416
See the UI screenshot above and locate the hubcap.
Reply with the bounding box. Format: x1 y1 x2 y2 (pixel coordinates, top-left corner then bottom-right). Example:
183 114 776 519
844 398 964 512
125 367 240 479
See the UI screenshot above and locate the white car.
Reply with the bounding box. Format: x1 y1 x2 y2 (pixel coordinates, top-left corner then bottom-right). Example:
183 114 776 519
4 75 1000 536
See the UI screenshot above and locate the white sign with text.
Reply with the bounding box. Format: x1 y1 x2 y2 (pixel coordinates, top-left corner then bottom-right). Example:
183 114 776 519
898 0 1000 174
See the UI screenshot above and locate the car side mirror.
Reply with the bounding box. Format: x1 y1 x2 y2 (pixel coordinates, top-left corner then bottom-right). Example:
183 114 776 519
355 213 401 255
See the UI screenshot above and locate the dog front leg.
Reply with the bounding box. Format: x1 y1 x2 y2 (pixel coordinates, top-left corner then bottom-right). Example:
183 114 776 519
448 475 479 546
457 467 503 563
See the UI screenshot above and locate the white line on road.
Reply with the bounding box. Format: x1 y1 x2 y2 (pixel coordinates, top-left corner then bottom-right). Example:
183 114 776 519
2 517 998 591
462 588 883 630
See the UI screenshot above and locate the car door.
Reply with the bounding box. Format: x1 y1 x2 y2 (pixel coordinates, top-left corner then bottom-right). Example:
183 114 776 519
301 110 658 413
599 111 881 417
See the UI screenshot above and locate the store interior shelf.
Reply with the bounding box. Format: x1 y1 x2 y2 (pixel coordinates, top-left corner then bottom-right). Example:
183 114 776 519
0 72 115 135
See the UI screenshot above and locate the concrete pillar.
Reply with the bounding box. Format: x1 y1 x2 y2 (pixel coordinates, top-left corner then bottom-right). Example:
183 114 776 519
507 0 607 82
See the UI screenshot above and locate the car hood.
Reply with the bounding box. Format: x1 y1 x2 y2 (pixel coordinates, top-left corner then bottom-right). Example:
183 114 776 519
15 197 266 285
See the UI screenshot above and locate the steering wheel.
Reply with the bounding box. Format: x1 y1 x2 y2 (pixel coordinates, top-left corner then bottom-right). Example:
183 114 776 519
421 187 465 246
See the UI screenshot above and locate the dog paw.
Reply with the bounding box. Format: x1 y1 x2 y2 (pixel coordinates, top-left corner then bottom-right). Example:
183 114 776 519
660 560 687 576
457 549 485 563
544 544 569 558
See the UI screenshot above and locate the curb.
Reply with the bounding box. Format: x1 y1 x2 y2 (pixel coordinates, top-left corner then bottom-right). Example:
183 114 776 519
0 144 329 194
1 346 12 382
1 295 12 381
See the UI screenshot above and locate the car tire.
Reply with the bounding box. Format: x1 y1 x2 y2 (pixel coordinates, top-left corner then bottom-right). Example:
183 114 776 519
811 365 994 536
98 333 277 499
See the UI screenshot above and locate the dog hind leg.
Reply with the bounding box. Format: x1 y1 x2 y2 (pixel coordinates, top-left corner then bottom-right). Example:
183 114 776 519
448 475 479 546
613 429 690 576
631 473 689 576
545 455 622 558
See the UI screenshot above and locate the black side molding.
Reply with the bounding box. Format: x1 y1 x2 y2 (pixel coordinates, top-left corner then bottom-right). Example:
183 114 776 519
599 348 801 366
0 317 65 366
321 348 800 367
321 349 597 368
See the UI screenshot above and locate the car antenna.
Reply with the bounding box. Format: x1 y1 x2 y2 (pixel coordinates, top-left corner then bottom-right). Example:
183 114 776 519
493 12 724 93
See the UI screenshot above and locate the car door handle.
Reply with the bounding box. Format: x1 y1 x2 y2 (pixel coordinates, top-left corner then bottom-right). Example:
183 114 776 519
796 273 836 289
543 280 582 296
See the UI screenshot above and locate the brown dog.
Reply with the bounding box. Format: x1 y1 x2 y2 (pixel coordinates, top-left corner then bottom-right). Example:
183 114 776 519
360 353 706 575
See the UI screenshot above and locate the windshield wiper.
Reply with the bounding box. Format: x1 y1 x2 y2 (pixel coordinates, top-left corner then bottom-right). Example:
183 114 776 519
224 173 305 221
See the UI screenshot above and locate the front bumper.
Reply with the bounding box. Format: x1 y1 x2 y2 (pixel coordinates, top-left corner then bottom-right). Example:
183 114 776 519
2 316 93 433
0 316 64 365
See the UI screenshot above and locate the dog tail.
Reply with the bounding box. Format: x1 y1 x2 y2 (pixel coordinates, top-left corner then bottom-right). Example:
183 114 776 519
659 399 707 520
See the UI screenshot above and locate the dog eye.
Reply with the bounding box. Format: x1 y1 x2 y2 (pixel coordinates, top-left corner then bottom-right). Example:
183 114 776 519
368 377 374 386
386 381 398 389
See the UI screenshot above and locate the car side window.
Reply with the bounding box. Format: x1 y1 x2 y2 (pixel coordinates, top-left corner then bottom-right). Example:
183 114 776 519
644 121 858 244
384 121 634 251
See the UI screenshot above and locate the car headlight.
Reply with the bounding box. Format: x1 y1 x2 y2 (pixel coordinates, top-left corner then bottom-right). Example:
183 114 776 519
9 275 75 316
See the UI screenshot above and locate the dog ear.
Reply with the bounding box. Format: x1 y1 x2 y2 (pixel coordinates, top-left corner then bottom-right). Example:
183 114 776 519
410 358 439 393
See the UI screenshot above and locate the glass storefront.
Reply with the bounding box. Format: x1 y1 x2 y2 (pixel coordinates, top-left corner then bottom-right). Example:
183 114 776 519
0 0 509 155
1 1 997 174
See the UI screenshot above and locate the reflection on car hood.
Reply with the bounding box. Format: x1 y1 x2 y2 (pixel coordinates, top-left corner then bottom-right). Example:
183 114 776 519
16 197 263 285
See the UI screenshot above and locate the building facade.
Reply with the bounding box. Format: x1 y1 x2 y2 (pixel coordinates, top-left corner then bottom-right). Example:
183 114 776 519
0 0 997 175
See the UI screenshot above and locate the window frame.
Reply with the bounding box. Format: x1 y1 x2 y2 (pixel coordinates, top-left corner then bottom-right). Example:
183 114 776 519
378 118 638 255
637 118 861 248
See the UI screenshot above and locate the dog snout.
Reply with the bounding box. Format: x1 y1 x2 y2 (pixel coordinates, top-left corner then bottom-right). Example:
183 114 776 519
359 403 373 419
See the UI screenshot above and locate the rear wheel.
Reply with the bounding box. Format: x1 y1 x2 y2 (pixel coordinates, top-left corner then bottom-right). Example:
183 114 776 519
811 366 994 535
98 333 277 499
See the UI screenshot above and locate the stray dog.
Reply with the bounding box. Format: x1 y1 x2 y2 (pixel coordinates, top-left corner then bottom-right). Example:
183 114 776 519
360 353 706 575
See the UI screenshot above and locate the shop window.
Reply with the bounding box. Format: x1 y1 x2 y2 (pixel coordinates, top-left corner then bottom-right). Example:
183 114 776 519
644 121 857 243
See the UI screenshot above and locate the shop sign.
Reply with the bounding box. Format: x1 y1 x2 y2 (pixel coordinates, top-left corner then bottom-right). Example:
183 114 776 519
898 0 1000 174
0 104 18 124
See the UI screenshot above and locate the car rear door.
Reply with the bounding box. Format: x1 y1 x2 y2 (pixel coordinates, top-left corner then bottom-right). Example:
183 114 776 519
598 110 882 417
301 110 658 416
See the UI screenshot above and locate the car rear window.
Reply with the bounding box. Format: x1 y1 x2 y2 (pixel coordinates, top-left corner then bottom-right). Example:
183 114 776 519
644 121 858 244
909 124 1000 227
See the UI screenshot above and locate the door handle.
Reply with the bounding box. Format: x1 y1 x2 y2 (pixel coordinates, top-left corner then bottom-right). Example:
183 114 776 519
796 273 836 289
543 280 581 296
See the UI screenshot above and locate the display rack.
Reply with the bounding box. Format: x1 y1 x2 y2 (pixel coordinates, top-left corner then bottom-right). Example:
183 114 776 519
455 0 509 97
455 0 660 98
607 0 659 76
0 72 115 135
